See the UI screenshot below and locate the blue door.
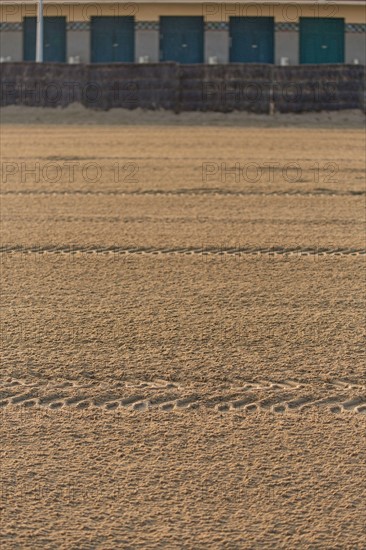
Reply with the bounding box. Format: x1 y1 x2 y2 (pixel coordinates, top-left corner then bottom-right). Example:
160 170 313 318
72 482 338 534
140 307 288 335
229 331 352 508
160 17 204 64
23 17 66 62
91 17 135 63
300 18 345 64
229 17 274 63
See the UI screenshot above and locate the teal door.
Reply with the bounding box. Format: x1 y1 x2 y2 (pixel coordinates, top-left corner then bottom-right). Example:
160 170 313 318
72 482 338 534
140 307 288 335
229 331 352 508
23 17 66 62
300 18 345 64
91 17 134 63
160 17 204 64
229 17 274 63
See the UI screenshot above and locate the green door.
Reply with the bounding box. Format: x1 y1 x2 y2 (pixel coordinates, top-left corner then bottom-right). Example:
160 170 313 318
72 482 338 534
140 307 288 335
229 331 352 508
23 17 66 62
91 17 135 63
229 17 274 63
23 17 36 61
300 18 345 64
160 17 204 64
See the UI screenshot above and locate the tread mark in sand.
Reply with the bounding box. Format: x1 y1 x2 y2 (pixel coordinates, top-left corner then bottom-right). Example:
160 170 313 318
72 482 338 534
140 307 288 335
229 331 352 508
64 395 91 406
2 380 365 415
1 246 365 257
1 189 365 198
11 392 38 404
38 393 68 405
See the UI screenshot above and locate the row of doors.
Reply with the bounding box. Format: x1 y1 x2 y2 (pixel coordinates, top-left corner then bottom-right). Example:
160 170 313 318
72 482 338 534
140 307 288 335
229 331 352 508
23 16 345 64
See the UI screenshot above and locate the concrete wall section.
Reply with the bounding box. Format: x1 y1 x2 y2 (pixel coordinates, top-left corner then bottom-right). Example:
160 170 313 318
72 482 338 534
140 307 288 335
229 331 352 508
0 31 22 61
67 30 90 64
204 30 229 64
345 32 366 64
275 32 299 65
135 29 159 62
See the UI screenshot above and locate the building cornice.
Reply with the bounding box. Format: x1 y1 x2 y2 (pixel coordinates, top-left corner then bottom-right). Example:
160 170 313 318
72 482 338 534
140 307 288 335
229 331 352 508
1 0 365 4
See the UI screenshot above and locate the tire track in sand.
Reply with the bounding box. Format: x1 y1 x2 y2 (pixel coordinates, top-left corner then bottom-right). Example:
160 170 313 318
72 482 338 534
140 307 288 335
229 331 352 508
1 189 364 198
1 378 365 415
1 245 365 257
